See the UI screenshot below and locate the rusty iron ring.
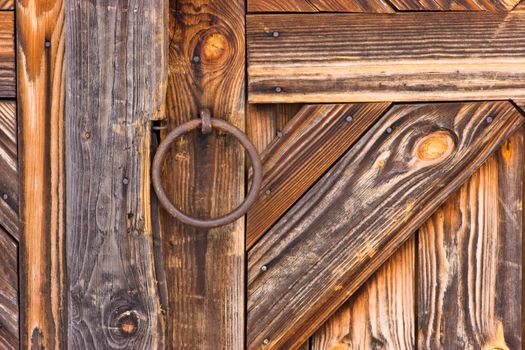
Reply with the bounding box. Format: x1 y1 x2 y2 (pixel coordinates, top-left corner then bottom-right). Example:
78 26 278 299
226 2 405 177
152 118 262 228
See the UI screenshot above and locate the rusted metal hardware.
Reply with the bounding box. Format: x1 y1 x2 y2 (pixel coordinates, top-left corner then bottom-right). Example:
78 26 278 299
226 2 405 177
152 110 262 228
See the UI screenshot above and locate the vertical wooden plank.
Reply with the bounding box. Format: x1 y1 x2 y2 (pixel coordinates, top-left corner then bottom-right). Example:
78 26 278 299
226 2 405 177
162 0 245 348
0 226 17 350
310 238 415 350
16 0 66 348
418 132 523 349
65 0 168 348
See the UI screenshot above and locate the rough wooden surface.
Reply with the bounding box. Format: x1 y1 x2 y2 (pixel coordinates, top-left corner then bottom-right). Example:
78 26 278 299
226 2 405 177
390 0 519 11
0 12 14 98
310 238 415 350
0 101 17 239
0 0 13 10
65 0 167 348
0 226 17 350
514 0 525 10
247 13 525 103
17 0 66 348
418 132 523 350
247 102 523 350
247 103 390 248
246 104 301 154
161 0 246 348
248 0 394 13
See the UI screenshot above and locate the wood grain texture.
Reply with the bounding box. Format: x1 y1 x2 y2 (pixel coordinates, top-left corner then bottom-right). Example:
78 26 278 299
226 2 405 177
161 0 245 348
513 0 525 10
246 104 301 154
247 102 523 350
0 12 14 98
248 0 394 13
418 132 523 350
247 13 525 103
0 226 17 350
247 103 390 249
0 101 17 239
17 0 66 348
310 238 415 350
389 0 518 11
0 0 13 10
65 0 168 348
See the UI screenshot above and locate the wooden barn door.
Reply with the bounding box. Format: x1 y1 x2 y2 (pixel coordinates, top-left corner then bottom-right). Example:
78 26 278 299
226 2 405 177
243 2 525 350
4 0 525 349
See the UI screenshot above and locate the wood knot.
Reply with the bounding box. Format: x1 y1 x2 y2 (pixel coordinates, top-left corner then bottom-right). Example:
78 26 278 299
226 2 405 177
414 131 454 164
202 32 229 64
117 311 139 336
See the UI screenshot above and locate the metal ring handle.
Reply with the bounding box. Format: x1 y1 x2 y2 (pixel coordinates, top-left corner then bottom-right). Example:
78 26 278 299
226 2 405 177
152 118 262 228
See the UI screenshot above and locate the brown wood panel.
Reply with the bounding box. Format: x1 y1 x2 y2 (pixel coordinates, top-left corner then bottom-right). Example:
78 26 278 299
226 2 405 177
389 0 518 11
514 0 525 10
0 0 13 10
65 0 167 348
247 102 523 350
310 238 415 350
0 101 17 239
248 0 394 12
247 13 525 103
418 132 523 349
247 103 390 249
17 0 65 348
247 104 301 154
0 226 17 350
0 12 14 98
161 0 245 348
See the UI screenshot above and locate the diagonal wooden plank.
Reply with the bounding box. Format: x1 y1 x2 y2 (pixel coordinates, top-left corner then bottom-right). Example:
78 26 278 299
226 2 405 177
247 13 525 103
248 0 393 12
389 0 519 11
247 103 390 249
0 12 14 98
0 0 13 9
247 102 523 350
310 237 415 349
418 131 522 349
0 226 17 350
0 101 17 239
513 0 525 10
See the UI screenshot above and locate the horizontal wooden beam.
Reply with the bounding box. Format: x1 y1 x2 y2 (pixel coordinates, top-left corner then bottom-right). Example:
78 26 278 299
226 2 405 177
247 102 523 349
248 12 525 103
248 0 393 13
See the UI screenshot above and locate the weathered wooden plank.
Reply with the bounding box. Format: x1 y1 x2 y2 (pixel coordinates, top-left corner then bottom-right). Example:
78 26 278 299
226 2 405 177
247 13 525 103
161 0 245 348
0 12 14 98
389 0 518 11
0 1 13 10
247 104 301 154
247 102 523 349
247 103 390 249
65 0 167 348
0 101 17 239
17 0 65 348
0 226 17 350
514 0 525 10
310 238 415 350
418 132 523 349
248 0 393 13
